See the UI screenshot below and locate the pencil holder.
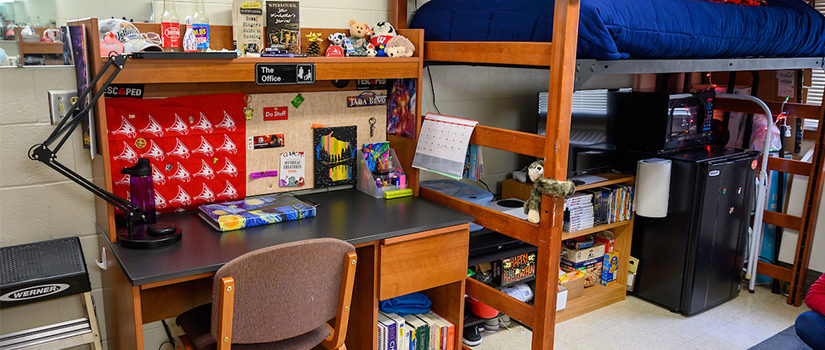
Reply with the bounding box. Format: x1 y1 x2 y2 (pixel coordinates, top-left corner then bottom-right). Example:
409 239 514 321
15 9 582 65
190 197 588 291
356 148 406 198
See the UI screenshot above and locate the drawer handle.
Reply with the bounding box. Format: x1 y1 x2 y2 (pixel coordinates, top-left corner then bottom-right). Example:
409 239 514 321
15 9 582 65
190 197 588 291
95 247 107 270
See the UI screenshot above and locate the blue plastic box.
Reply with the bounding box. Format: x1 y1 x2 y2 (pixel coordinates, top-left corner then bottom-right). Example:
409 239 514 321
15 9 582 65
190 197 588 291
419 180 493 231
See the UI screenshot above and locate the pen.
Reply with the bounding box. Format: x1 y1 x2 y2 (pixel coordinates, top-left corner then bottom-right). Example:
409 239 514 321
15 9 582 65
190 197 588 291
260 53 309 58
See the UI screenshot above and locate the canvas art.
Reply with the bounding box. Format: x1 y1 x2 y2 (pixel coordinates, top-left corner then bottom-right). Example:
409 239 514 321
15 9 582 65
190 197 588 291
313 126 357 188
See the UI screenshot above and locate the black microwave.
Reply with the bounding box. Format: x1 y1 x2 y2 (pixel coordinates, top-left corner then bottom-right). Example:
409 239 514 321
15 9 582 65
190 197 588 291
610 90 715 153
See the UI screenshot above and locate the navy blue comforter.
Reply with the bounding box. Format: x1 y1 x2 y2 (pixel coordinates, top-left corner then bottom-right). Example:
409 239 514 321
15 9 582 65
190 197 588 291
409 0 825 60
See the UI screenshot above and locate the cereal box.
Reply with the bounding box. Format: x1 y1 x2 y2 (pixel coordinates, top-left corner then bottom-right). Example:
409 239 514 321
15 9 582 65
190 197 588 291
601 251 619 286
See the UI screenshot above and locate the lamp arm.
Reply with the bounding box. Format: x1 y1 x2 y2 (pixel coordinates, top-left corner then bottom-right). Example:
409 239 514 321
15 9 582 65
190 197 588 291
45 54 127 154
28 53 145 232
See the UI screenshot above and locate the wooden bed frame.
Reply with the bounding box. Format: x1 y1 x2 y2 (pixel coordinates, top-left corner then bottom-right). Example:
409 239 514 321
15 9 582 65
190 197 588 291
389 1 825 349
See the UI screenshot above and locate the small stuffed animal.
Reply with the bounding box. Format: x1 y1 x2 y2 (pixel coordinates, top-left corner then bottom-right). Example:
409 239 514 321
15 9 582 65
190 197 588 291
365 43 377 57
523 160 576 223
384 35 415 57
370 21 397 57
346 19 372 56
326 32 347 57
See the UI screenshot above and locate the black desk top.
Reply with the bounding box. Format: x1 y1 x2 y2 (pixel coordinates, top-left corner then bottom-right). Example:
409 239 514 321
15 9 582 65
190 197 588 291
104 190 474 286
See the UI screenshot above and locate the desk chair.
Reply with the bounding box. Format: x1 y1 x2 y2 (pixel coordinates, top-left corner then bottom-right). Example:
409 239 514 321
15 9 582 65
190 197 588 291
176 238 357 350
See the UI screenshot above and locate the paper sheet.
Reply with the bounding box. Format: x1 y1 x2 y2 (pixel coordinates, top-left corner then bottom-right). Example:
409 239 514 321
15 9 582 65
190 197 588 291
412 113 478 179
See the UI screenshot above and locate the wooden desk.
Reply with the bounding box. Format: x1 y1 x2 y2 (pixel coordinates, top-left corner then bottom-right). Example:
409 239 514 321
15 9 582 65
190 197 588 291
97 190 473 350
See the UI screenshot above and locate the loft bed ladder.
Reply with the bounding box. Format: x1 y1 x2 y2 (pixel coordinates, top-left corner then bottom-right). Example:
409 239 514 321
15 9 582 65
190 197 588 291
715 98 825 306
391 1 583 350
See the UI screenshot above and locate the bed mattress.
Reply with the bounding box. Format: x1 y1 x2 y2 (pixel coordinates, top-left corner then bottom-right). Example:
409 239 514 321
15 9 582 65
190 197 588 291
409 0 825 60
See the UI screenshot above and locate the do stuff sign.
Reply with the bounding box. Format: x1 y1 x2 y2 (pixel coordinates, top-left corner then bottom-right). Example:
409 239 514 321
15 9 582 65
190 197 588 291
263 107 288 120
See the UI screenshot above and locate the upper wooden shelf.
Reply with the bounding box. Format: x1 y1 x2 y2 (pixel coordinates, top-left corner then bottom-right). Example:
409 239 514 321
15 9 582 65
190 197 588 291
99 56 422 84
20 41 63 54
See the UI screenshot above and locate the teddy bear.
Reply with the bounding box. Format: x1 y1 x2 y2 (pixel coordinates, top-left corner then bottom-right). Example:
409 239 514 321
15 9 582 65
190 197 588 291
522 159 577 223
346 19 372 56
325 32 346 57
384 35 415 57
370 21 397 57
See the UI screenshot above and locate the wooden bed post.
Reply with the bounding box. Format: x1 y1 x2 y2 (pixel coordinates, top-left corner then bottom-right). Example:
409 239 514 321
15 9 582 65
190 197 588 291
389 0 407 29
533 0 581 349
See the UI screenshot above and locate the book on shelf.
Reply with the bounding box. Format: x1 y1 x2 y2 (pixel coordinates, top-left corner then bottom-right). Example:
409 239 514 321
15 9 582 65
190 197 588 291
386 312 408 350
265 1 300 53
378 314 396 350
379 311 404 350
377 321 387 350
426 312 455 350
415 314 440 350
402 314 428 350
463 144 484 182
232 0 264 53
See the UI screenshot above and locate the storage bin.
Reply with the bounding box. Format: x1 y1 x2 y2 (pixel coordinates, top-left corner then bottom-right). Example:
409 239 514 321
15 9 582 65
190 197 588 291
419 180 493 231
356 148 406 198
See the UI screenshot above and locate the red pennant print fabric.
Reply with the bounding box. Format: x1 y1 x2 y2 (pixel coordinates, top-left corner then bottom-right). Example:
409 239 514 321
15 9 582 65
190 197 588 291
106 93 246 214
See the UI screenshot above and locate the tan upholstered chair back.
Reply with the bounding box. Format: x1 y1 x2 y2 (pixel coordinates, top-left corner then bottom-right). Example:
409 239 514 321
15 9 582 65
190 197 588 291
210 238 355 344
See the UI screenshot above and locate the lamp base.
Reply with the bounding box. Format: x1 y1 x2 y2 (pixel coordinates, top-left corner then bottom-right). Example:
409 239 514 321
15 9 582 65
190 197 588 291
118 223 182 249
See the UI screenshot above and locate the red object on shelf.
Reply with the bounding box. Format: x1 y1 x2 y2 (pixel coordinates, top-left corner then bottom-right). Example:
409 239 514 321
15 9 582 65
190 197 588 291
467 297 498 318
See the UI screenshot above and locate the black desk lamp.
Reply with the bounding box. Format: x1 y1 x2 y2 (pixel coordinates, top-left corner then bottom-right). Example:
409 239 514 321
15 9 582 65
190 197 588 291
28 53 182 249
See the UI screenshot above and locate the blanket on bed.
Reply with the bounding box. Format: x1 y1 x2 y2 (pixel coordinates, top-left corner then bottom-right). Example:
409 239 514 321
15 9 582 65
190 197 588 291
409 0 825 60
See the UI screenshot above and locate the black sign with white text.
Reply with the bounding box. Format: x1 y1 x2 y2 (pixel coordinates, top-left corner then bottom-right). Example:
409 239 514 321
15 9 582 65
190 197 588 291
104 84 145 98
255 63 315 85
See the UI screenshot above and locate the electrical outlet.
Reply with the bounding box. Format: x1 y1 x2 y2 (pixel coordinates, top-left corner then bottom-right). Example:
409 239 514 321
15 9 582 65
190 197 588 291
48 90 78 125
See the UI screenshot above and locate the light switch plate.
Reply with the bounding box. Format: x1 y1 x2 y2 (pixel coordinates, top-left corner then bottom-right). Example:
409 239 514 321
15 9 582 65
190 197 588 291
48 90 78 125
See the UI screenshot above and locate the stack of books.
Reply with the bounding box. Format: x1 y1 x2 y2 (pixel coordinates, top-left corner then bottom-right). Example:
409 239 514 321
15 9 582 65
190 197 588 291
377 311 455 350
563 192 594 232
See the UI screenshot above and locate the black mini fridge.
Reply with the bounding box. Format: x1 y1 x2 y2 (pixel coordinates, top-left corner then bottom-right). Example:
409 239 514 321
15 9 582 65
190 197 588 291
630 145 759 315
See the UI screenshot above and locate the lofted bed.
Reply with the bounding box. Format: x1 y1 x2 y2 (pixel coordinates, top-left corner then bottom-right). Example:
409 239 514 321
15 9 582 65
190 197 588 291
388 0 825 349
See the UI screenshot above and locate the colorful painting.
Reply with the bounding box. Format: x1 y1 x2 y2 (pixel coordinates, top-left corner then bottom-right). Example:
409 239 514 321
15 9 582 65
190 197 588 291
313 126 357 188
387 78 417 139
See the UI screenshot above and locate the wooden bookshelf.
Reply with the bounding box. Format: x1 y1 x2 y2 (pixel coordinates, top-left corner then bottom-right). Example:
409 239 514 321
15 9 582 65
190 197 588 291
497 175 635 324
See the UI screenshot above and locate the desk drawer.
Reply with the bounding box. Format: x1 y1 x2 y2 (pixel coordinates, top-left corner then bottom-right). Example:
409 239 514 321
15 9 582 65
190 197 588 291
379 226 469 300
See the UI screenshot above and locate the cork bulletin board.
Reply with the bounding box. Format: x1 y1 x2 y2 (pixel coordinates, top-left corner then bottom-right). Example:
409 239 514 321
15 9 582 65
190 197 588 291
245 90 387 196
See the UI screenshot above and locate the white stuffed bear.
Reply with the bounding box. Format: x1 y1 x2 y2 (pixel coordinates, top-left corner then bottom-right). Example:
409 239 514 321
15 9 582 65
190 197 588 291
370 21 397 57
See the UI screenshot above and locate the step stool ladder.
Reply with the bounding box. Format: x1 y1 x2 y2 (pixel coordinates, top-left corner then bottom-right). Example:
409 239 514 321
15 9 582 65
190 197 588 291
0 237 102 350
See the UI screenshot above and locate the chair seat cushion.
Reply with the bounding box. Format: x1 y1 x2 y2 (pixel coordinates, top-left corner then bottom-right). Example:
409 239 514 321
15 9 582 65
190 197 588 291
177 303 332 350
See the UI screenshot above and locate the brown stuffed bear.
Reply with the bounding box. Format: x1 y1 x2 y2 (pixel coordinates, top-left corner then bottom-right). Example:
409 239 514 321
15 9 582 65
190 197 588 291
347 19 372 56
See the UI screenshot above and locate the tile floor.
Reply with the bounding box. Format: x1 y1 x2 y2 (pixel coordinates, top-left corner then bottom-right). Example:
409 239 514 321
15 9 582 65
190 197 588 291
470 284 811 350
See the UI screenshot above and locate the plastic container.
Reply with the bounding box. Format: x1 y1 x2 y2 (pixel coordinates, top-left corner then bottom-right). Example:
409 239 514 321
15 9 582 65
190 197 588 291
467 297 499 319
419 180 493 231
121 158 157 225
356 148 406 198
